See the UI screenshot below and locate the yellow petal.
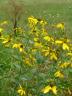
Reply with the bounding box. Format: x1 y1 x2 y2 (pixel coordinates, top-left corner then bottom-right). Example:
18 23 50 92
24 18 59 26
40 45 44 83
12 44 19 48
50 52 57 60
55 40 63 44
60 62 70 68
0 28 3 32
51 86 57 95
54 71 64 78
19 48 23 52
62 43 69 50
41 85 51 94
17 85 26 96
56 23 64 30
34 38 39 41
44 36 51 41
17 89 21 93
34 42 42 48
67 52 72 56
2 40 8 44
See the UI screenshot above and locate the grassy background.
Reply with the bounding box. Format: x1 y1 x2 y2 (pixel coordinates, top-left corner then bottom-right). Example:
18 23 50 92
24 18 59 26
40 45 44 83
0 0 72 38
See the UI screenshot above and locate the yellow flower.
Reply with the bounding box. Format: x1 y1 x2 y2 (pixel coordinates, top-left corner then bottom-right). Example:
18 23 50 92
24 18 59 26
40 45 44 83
13 43 24 52
19 47 23 52
67 52 72 56
28 16 38 27
34 42 42 48
2 36 11 44
55 39 69 51
42 48 50 56
41 85 57 95
54 70 64 78
55 40 63 44
17 85 26 96
59 62 70 68
62 43 69 50
43 36 51 41
41 85 51 94
40 20 47 26
0 28 3 32
50 52 57 60
18 44 23 52
24 58 32 66
56 23 64 30
34 38 39 42
12 44 19 48
51 86 57 95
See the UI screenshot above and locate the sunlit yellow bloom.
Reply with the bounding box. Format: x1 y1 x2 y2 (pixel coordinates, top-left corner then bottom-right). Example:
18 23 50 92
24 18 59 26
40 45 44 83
66 39 70 43
56 23 64 30
19 47 23 52
43 36 51 41
0 28 3 32
28 16 38 27
55 39 69 51
55 40 63 44
34 38 39 41
24 58 32 66
51 86 57 95
40 20 47 26
42 49 50 56
2 40 10 44
12 44 19 48
41 85 51 94
54 70 64 78
34 42 42 48
67 52 72 56
60 62 70 68
50 52 57 60
2 37 11 44
41 85 57 94
17 85 26 96
43 51 49 56
62 43 69 50
13 43 24 52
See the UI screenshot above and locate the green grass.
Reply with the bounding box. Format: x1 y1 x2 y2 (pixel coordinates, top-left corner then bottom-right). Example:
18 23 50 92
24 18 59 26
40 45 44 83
0 0 72 39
